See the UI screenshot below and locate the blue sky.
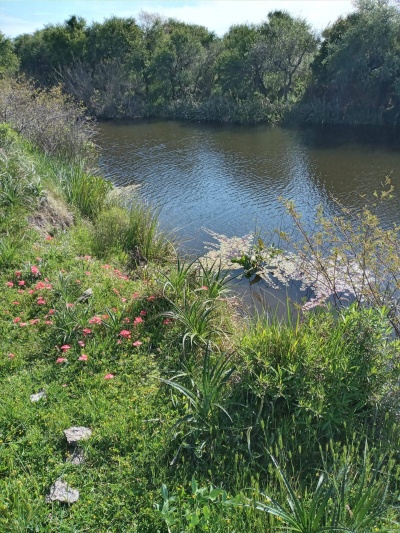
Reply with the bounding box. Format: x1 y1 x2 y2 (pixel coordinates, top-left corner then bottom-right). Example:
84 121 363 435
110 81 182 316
0 1 355 38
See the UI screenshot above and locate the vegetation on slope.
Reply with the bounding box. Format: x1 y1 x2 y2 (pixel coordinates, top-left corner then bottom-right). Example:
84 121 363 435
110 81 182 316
1 76 400 532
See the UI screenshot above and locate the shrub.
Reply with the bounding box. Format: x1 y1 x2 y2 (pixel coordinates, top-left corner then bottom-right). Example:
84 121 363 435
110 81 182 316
238 305 400 440
281 187 400 336
0 77 96 163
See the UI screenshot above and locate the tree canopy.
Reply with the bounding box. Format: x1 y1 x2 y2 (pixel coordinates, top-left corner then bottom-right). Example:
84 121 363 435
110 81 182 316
9 1 400 126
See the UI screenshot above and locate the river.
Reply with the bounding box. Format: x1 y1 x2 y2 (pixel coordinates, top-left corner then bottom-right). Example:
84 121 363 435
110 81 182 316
97 120 400 313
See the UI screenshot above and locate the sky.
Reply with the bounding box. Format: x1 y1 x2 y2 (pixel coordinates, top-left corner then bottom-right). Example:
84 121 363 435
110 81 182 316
0 0 356 38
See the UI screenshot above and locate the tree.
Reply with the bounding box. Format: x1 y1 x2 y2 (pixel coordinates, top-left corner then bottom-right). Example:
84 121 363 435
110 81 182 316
310 0 400 124
0 32 19 77
147 19 215 103
14 17 87 85
253 11 317 102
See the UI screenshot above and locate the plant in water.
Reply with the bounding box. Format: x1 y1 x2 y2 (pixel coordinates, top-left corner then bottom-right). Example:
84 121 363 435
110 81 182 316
231 237 280 278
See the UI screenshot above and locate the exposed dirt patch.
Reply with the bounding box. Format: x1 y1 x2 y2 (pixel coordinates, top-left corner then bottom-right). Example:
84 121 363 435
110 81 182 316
28 189 74 235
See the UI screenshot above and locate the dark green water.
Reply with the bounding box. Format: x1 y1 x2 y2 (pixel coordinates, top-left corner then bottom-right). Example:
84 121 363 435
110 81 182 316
97 120 400 311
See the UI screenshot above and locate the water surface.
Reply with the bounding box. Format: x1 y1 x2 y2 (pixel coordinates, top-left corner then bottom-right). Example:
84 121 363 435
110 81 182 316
97 120 400 311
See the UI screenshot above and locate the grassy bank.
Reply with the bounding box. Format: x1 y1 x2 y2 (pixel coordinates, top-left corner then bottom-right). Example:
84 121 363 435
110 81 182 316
1 108 400 532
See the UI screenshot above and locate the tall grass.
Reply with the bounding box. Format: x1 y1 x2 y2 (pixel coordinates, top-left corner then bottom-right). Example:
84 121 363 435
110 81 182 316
124 198 173 264
90 197 174 263
159 347 235 434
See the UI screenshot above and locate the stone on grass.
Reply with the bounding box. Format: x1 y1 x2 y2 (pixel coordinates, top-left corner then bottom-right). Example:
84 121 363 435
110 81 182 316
63 426 92 445
66 446 85 465
30 390 46 402
76 288 93 303
46 479 79 504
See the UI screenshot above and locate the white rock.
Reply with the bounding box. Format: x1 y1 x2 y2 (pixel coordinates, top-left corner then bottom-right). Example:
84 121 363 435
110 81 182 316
63 426 92 444
46 479 79 504
30 390 46 402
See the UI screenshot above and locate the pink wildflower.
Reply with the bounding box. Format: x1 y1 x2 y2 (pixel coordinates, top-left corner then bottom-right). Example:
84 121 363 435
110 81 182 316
88 316 102 325
147 295 156 301
8 353 15 359
200 286 208 290
85 271 91 276
56 357 67 363
66 303 74 308
78 340 85 347
163 319 171 325
48 309 56 315
45 320 53 325
6 281 13 287
60 345 71 352
12 301 19 305
30 319 40 325
78 354 88 361
119 329 131 338
82 328 92 336
104 373 114 380
101 264 111 269
37 298 46 305
84 255 91 260
45 235 53 241
28 290 35 294
133 317 144 326
101 314 109 320
15 271 21 278
19 322 28 327
132 340 142 347
139 310 147 317
13 317 21 323
132 292 140 299
31 266 40 276
18 280 25 286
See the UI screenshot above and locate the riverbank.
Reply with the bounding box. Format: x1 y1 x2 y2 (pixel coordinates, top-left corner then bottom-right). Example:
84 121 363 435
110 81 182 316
1 90 400 531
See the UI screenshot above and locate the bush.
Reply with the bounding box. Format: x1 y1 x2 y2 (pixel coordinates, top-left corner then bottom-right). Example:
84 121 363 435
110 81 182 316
238 305 400 440
0 77 96 163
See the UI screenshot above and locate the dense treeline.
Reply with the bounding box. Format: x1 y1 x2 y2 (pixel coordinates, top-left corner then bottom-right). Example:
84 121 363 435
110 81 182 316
1 0 400 125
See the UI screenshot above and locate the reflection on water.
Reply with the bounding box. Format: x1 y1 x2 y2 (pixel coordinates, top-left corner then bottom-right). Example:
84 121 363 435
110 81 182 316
97 120 400 313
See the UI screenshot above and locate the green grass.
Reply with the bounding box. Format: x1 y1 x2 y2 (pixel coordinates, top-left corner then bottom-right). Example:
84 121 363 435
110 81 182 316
1 122 400 532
